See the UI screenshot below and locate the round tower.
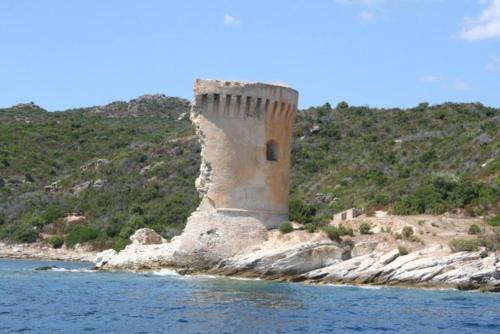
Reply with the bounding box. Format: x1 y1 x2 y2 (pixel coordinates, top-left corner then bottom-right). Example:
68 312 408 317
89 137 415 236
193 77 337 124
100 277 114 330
190 79 298 228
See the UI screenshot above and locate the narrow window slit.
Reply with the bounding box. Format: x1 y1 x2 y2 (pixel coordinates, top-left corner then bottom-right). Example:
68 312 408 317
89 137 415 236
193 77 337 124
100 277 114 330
201 94 208 112
266 140 279 162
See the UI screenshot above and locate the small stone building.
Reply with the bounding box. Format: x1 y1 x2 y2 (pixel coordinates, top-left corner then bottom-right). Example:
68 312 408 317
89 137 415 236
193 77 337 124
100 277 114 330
332 208 362 224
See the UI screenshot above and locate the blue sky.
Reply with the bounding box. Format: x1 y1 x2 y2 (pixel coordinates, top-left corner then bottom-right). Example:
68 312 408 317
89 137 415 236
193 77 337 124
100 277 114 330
1 0 499 110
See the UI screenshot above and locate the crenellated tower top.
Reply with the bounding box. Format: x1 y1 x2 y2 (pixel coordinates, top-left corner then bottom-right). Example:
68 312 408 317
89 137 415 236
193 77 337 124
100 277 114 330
192 79 298 121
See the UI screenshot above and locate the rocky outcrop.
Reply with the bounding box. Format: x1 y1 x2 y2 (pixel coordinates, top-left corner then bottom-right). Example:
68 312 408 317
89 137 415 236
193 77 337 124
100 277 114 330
130 228 164 245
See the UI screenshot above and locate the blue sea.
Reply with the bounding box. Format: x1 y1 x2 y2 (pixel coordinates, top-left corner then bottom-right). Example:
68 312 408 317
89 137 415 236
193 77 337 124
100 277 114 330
0 259 499 333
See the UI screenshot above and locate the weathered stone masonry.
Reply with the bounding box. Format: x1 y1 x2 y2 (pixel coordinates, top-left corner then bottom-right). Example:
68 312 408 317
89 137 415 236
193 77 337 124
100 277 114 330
190 79 299 228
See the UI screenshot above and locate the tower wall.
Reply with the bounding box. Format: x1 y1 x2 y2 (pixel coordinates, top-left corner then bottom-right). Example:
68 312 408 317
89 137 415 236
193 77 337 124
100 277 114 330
190 79 298 228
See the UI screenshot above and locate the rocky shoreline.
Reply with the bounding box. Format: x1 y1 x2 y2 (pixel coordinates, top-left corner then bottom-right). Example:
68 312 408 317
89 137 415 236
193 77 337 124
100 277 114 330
94 215 500 293
2 215 498 293
0 241 97 262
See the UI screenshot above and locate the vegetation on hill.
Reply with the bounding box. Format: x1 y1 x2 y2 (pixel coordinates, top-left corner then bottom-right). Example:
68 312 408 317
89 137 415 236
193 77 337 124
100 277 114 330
291 102 499 223
0 97 498 249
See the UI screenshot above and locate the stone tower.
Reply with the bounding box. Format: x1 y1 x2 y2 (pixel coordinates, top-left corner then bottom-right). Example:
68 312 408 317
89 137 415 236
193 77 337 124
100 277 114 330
190 79 298 229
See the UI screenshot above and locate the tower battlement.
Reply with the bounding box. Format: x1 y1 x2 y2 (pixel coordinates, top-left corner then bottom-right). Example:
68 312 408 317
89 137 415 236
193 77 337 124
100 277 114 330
193 79 297 121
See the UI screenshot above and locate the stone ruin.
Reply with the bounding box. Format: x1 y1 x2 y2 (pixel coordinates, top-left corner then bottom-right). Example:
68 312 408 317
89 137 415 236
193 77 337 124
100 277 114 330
191 79 298 228
171 79 299 266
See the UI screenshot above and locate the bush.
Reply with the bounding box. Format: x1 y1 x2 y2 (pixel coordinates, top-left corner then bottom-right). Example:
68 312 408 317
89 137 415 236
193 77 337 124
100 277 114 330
119 214 145 239
323 225 353 240
279 221 293 234
65 225 100 248
288 197 317 224
11 225 39 243
488 215 500 227
323 226 341 240
303 223 316 233
359 223 372 234
336 101 349 109
468 224 481 235
398 245 409 256
402 226 414 239
338 225 354 237
41 206 62 224
48 235 64 249
112 237 128 251
449 238 481 252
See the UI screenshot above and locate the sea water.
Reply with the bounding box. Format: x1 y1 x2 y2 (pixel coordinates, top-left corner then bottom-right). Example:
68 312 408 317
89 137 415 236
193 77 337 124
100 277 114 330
0 259 499 333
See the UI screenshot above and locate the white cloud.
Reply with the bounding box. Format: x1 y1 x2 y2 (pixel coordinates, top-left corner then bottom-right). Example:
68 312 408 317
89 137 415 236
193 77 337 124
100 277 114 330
454 79 472 90
460 0 500 41
223 14 240 25
359 10 377 21
420 75 442 83
485 56 500 71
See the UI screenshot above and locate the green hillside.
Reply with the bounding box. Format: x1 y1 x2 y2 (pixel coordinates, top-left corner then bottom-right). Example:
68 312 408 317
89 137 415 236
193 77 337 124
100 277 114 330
0 97 498 250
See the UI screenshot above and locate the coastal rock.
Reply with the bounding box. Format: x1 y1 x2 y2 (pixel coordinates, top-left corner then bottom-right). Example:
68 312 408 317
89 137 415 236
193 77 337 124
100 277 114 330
130 228 163 245
217 242 350 278
94 249 118 267
351 242 378 258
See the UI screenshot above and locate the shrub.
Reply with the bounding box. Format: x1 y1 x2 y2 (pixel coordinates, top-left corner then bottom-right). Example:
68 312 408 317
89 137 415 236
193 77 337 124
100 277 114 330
279 221 293 234
488 215 500 227
48 235 63 249
468 224 481 235
323 225 353 240
336 101 349 109
26 216 45 228
338 224 354 237
65 225 100 248
449 238 481 252
119 214 145 239
112 237 128 251
359 223 372 235
12 225 39 243
129 203 144 215
288 197 317 224
41 206 62 224
398 245 409 256
402 226 414 239
323 226 340 240
303 223 316 233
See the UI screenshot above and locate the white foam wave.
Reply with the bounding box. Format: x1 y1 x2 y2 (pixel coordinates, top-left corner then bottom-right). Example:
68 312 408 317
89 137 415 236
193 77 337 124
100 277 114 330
151 269 183 277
